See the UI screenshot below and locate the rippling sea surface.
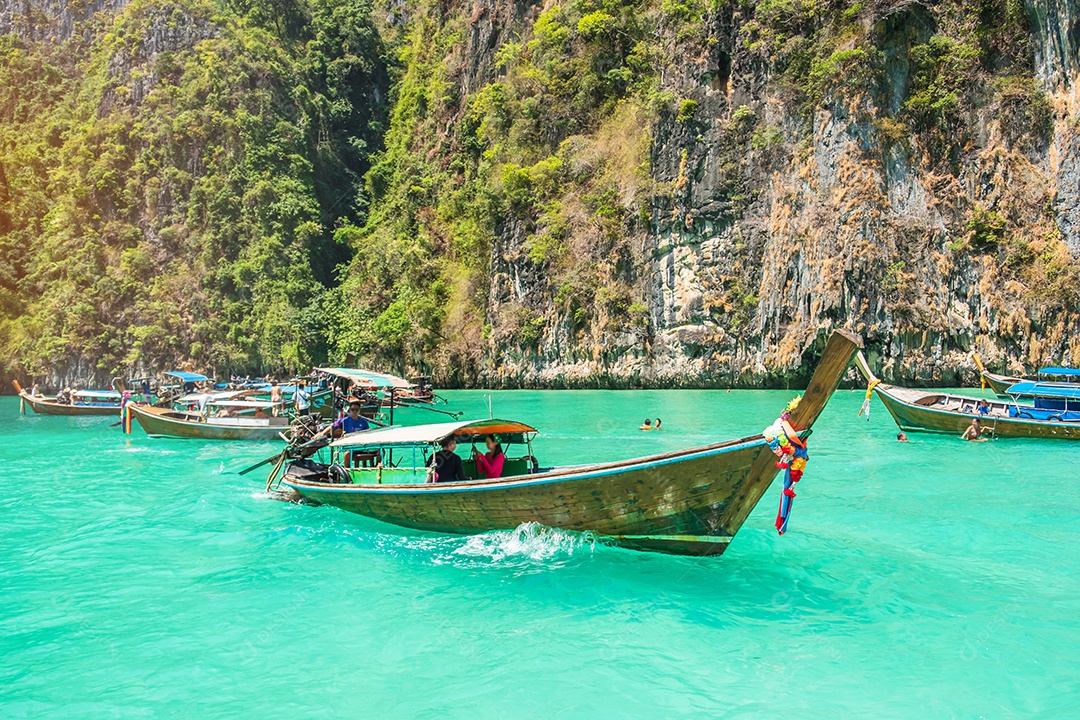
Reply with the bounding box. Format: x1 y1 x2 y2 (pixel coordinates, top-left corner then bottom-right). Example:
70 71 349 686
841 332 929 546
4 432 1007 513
2 389 1078 718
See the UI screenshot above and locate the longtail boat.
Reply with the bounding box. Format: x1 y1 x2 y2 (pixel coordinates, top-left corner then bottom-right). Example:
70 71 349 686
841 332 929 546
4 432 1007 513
856 353 1080 440
971 353 1027 396
13 381 123 417
127 397 291 440
315 367 461 421
265 330 862 556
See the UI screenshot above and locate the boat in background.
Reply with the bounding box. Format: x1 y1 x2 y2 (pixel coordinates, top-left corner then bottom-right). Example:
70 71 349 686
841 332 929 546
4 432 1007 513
152 370 213 408
856 353 1080 440
315 367 461 421
266 330 862 556
971 353 1027 396
1004 379 1080 421
13 381 123 417
127 396 292 440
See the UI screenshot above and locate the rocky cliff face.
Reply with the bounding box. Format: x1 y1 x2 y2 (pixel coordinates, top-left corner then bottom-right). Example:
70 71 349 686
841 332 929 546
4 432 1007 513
433 0 1080 387
0 0 130 40
4 0 1080 389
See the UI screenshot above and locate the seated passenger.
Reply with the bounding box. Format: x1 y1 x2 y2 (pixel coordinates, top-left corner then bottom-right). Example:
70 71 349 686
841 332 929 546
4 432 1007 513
332 401 371 467
332 401 370 437
976 399 991 415
473 435 505 479
432 436 470 483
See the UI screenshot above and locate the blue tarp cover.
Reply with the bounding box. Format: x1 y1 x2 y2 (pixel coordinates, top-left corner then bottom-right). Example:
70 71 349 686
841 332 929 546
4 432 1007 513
1007 381 1080 400
165 371 209 382
1038 367 1080 378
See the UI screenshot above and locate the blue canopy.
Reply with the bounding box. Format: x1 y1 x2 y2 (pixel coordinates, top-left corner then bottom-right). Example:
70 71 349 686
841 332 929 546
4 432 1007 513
165 371 209 382
1007 381 1080 400
1038 367 1080 378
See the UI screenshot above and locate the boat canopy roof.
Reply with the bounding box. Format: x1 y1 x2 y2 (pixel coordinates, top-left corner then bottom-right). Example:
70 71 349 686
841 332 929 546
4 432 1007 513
208 399 281 409
73 389 121 399
1007 381 1080 400
165 370 209 382
176 390 245 404
315 367 414 389
1038 367 1080 378
330 418 538 449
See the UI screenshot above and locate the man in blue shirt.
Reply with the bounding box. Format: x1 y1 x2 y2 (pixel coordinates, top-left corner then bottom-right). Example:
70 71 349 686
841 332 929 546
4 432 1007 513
332 401 370 436
332 401 371 468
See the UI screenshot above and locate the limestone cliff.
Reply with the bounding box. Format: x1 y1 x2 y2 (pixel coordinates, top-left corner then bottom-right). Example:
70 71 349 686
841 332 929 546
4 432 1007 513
0 0 130 40
369 0 1080 387
3 0 1079 388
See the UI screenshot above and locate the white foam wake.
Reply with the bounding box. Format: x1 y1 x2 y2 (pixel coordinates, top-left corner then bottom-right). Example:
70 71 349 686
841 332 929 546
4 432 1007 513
449 522 598 567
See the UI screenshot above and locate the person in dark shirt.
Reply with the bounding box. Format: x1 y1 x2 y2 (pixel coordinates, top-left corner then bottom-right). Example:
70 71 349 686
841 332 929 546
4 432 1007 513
432 436 469 483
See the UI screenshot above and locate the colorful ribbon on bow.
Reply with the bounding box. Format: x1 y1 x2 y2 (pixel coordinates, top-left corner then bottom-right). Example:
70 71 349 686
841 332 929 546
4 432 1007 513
763 396 809 535
858 379 880 421
120 391 133 434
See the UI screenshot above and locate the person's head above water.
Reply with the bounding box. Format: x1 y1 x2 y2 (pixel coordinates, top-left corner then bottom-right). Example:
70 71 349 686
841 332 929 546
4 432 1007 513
643 418 652 425
897 431 908 441
655 418 662 427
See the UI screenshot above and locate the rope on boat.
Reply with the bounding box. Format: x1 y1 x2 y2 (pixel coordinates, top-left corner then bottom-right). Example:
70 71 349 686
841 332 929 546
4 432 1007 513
763 396 810 535
265 451 287 493
858 379 881 421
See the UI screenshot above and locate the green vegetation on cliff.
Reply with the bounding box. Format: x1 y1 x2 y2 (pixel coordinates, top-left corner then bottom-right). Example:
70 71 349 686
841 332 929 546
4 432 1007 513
330 0 662 379
0 0 388 378
1 0 1077 385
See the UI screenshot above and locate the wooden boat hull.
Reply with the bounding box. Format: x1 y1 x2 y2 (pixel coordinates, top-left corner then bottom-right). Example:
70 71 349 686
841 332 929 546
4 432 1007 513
287 435 784 555
982 372 1021 397
971 353 1025 396
20 393 120 416
874 386 1080 440
129 404 289 441
281 330 863 555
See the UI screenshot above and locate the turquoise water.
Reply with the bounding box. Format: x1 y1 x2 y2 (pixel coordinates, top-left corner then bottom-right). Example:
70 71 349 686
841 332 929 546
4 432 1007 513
1 389 1077 718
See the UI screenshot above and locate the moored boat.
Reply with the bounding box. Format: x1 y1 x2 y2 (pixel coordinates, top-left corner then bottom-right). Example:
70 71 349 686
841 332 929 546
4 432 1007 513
856 353 1080 440
1004 379 1080 421
315 367 461 421
971 354 1026 397
13 381 123 417
267 330 862 556
127 398 291 440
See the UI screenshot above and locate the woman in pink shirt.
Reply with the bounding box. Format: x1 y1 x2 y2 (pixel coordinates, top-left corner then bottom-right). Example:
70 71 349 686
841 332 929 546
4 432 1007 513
473 435 505 479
